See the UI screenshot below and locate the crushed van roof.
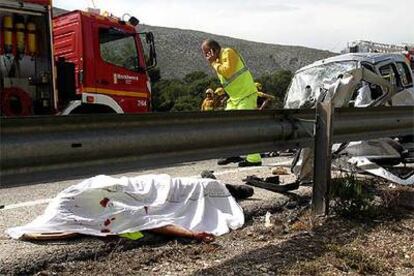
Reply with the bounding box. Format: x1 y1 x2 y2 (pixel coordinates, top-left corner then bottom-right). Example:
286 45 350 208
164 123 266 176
297 53 407 73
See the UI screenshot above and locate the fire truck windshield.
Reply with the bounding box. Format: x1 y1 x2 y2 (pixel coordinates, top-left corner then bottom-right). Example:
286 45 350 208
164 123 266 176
99 28 139 71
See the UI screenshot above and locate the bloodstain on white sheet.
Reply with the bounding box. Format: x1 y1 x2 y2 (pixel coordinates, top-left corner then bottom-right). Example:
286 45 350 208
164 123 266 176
100 198 110 208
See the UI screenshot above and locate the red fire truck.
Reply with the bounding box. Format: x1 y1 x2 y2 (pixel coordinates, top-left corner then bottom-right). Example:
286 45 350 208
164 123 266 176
405 49 414 72
0 0 156 116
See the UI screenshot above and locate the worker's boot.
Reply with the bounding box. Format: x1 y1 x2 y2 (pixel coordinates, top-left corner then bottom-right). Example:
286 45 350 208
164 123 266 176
238 160 262 167
217 156 243 166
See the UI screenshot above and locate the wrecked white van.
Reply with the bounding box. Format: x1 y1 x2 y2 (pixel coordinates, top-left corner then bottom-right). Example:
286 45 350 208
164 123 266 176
285 53 414 109
284 53 414 185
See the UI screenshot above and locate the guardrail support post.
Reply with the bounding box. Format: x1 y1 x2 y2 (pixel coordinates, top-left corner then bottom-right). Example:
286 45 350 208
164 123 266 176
312 102 334 216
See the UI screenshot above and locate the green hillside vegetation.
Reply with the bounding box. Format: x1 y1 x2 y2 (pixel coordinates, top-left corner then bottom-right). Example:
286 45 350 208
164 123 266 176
135 24 331 112
150 68 293 112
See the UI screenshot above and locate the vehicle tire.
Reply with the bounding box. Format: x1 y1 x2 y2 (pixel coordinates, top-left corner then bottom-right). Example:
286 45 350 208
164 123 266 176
1 87 32 117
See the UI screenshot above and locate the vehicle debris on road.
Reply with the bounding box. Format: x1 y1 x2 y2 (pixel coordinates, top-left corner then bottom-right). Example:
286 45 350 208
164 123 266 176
272 167 290 176
244 175 300 193
201 170 255 200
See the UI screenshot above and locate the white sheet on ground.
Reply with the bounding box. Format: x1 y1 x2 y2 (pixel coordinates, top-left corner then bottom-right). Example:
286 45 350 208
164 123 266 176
6 175 244 239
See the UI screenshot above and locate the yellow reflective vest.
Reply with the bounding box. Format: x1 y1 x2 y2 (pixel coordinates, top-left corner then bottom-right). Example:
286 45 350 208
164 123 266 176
211 48 257 103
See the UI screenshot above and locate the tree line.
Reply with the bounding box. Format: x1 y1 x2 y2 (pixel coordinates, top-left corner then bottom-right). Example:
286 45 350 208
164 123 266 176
149 68 293 112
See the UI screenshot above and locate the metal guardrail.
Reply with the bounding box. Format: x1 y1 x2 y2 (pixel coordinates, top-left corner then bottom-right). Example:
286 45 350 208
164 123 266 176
1 106 413 187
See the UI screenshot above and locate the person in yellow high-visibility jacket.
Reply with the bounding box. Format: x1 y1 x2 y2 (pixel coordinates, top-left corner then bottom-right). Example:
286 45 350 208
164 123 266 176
201 88 215 111
202 39 262 167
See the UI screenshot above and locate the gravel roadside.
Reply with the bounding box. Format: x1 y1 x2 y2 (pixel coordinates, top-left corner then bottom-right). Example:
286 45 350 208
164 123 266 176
34 204 414 276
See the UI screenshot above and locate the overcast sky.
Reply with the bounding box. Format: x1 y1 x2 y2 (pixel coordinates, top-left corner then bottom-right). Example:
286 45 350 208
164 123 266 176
54 0 412 52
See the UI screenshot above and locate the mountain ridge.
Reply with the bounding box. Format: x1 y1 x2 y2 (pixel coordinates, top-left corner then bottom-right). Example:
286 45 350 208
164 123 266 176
53 8 336 79
139 24 336 79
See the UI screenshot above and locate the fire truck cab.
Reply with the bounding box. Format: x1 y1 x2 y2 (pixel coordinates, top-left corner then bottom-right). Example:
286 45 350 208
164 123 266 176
54 10 156 114
1 0 156 117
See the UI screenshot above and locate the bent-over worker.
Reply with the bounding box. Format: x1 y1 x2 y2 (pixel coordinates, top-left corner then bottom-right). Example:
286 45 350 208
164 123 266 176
255 82 276 110
213 87 228 110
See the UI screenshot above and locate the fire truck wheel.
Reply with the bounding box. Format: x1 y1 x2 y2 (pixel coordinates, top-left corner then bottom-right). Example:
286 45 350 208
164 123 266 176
1 87 33 117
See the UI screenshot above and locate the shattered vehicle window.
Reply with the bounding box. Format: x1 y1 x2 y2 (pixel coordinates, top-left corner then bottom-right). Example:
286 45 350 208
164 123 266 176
395 62 413 87
284 61 357 109
379 64 394 83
